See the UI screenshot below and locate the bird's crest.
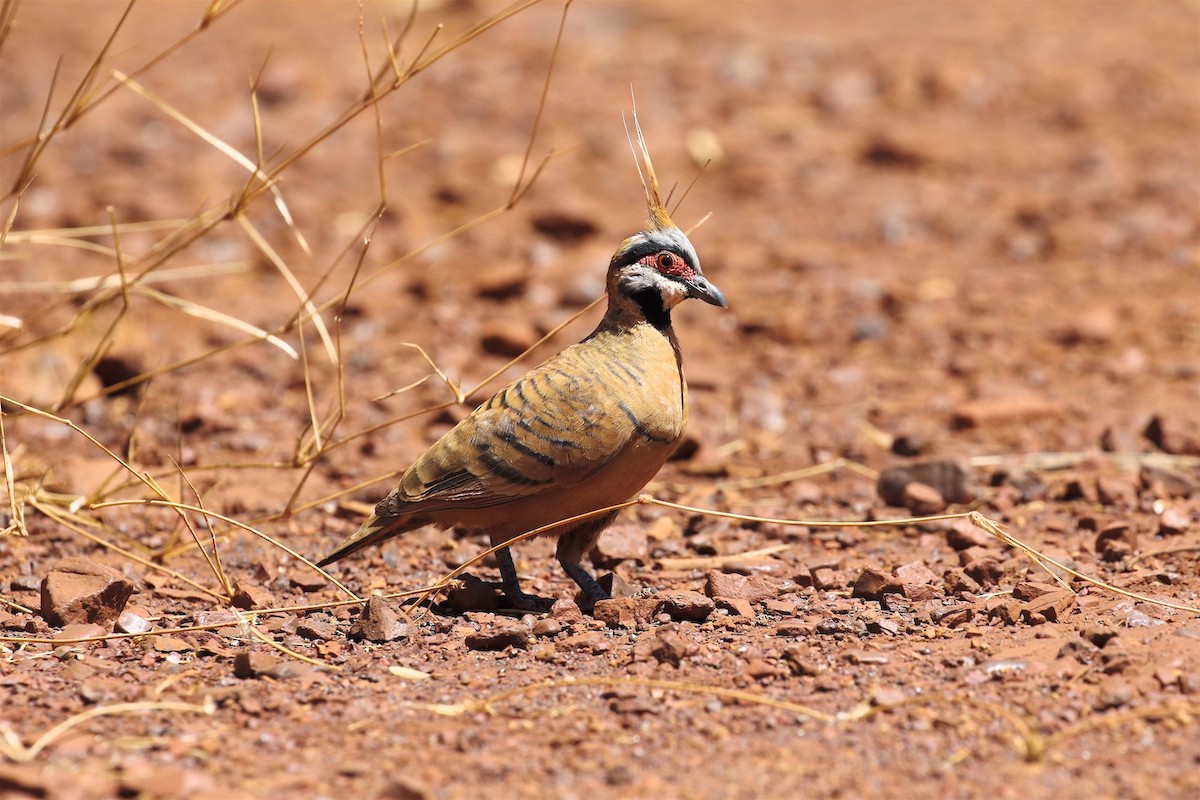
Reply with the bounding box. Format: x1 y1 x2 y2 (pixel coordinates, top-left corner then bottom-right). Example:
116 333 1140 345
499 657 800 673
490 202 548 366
624 98 675 233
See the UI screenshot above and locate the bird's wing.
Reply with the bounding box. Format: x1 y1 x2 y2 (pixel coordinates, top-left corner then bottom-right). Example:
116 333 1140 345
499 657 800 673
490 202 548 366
375 337 680 516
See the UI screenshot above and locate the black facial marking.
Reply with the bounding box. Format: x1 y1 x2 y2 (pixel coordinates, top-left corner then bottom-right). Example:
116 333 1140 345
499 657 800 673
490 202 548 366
631 286 671 330
615 238 696 273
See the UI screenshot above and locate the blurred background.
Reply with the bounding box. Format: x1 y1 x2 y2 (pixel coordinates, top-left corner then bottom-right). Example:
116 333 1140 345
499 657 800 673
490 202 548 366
1 2 1198 797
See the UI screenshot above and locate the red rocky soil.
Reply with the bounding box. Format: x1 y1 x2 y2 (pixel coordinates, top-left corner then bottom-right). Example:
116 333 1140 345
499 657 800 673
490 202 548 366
1 1 1198 798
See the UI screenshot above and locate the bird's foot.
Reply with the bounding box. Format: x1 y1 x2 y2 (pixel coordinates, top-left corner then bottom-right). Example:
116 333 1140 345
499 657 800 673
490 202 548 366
563 563 613 612
502 590 556 613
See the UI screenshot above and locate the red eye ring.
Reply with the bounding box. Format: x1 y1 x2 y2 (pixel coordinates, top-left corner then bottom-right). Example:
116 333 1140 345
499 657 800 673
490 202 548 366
656 253 673 269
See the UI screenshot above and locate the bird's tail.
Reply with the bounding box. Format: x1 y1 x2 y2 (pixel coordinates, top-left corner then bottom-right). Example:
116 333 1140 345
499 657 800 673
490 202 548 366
315 513 427 568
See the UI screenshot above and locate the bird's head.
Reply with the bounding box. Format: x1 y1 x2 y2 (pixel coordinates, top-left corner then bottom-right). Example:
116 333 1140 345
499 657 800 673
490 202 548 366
606 113 727 322
609 227 726 313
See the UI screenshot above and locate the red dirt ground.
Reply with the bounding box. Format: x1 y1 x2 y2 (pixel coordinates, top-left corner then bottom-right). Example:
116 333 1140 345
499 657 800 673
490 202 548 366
1 1 1199 798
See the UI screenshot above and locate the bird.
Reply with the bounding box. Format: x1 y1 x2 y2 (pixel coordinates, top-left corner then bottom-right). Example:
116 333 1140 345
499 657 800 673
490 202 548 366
317 118 727 611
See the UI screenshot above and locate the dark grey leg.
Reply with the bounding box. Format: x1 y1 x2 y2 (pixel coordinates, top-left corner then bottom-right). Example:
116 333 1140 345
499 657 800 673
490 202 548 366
494 545 554 612
555 511 619 604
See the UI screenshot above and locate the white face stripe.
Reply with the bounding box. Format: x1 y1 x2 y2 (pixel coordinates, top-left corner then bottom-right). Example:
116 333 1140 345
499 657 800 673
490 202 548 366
613 263 690 309
657 276 690 309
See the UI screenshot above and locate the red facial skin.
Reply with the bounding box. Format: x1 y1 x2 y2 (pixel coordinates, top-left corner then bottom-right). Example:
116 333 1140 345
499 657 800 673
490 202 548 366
639 251 695 280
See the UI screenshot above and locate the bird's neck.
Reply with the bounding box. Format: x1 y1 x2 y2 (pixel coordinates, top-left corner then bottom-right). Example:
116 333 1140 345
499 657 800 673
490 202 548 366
600 285 671 333
626 286 672 331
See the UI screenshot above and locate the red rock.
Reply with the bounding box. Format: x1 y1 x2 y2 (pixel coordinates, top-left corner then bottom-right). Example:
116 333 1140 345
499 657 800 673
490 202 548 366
844 649 890 665
960 556 1008 587
349 597 410 642
774 621 814 638
54 622 106 640
465 625 530 651
230 581 275 610
1058 638 1098 662
714 597 756 617
295 615 338 641
594 571 633 599
1081 626 1119 648
986 598 1021 626
1055 306 1116 345
1094 678 1135 710
590 525 650 567
40 557 134 628
762 599 797 616
381 775 430 800
473 262 528 300
650 626 693 666
152 635 192 653
233 651 303 679
938 608 974 628
951 397 1062 429
646 517 678 541
1020 589 1077 624
80 676 125 704
593 597 658 629
1094 522 1137 561
288 571 327 593
791 479 824 504
532 618 561 637
1139 465 1196 498
234 651 277 678
877 461 969 506
1158 507 1191 536
655 591 715 622
851 567 900 601
704 570 779 602
559 631 609 654
1144 415 1200 456
778 652 820 682
0 765 48 797
530 210 598 242
1011 581 1059 602
942 567 981 594
480 317 540 357
744 658 779 680
901 583 938 602
893 561 938 586
946 519 997 550
550 598 584 627
120 764 189 800
903 482 947 515
1095 475 1137 507
871 687 907 706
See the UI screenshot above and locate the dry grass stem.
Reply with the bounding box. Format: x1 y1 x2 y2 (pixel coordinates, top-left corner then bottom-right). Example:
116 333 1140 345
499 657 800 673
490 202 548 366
90 498 361 601
968 512 1200 615
0 260 250 294
0 699 215 763
31 500 226 601
246 622 340 672
0 396 23 536
235 215 336 363
136 284 299 359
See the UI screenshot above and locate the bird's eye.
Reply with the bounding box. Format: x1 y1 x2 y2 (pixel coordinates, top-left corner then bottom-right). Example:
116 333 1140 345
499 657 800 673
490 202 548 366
656 253 673 269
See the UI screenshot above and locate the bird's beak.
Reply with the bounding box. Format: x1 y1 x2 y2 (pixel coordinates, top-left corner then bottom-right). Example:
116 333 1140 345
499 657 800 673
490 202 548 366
687 274 728 308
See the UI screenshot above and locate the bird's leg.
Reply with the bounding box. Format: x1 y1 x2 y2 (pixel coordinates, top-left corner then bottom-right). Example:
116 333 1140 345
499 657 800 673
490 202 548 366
556 511 619 606
494 545 555 612
559 558 609 604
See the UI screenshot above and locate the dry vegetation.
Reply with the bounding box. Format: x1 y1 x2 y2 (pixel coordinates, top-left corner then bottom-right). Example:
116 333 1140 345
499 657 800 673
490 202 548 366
1 1 1199 798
